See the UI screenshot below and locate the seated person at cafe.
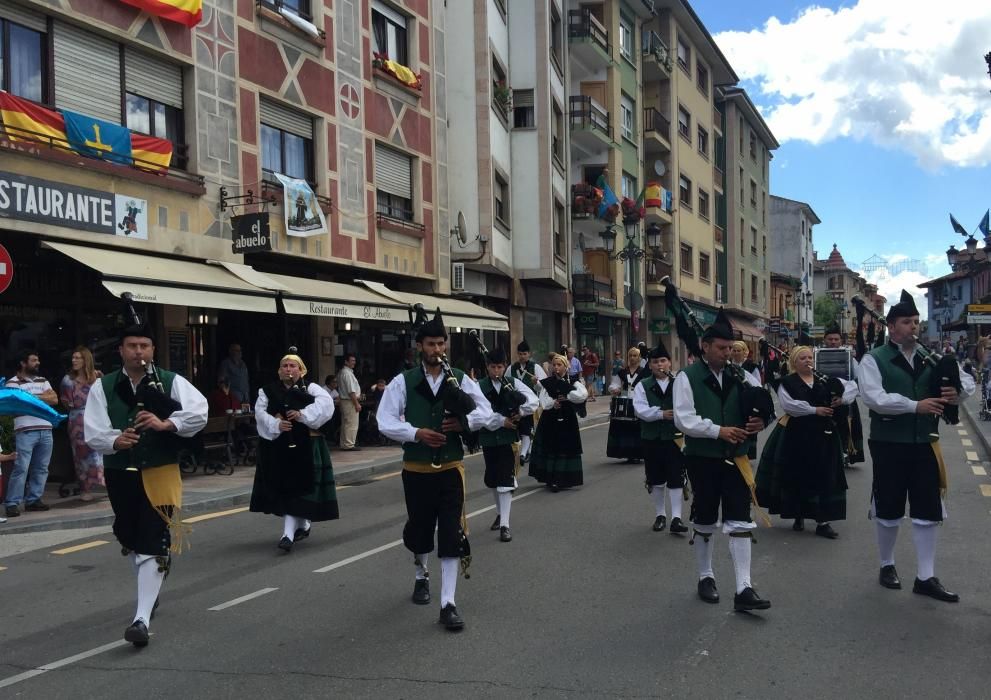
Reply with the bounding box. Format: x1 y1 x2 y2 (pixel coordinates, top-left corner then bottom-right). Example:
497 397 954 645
208 377 242 417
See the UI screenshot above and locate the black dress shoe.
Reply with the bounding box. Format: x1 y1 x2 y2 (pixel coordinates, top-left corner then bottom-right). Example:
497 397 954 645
278 536 293 553
913 577 960 603
792 518 805 532
490 514 501 531
733 587 771 611
652 515 667 532
25 500 50 512
412 578 430 605
124 620 149 647
697 577 719 604
879 565 901 589
670 517 689 534
815 523 839 539
439 603 465 631
294 527 311 541
549 484 560 493
5 505 19 518
499 526 512 542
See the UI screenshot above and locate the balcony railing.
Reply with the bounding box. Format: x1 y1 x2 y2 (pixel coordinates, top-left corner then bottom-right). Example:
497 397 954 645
568 8 609 55
261 171 333 213
642 30 672 70
643 107 671 143
376 211 426 237
573 273 617 308
569 95 611 138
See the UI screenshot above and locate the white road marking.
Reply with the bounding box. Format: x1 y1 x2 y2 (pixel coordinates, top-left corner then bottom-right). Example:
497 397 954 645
966 451 979 462
313 487 542 574
981 484 991 498
208 587 278 611
971 466 986 476
0 639 130 689
961 439 973 447
958 429 968 436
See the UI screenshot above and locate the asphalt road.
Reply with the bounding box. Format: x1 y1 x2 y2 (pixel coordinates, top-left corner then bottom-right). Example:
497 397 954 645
1 407 990 699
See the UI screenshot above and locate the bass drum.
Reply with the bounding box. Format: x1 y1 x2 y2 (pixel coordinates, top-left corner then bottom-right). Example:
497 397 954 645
609 396 636 421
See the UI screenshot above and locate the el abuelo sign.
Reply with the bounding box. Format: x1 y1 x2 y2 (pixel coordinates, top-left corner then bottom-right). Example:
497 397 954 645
282 298 403 321
231 212 272 253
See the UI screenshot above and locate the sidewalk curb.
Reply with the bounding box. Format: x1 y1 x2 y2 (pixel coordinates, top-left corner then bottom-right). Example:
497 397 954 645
1 416 611 535
961 398 991 461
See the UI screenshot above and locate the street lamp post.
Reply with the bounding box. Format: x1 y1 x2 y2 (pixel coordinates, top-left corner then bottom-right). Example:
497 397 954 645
600 220 664 349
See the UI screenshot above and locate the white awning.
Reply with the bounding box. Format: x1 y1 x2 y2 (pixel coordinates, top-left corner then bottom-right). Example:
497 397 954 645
263 273 408 321
357 280 508 331
44 241 278 313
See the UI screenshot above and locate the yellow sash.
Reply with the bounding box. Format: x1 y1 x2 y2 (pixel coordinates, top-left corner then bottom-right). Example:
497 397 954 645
732 455 772 527
139 463 189 553
403 460 469 536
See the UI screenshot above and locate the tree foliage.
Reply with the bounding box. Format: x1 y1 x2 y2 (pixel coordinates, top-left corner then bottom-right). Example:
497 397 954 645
814 295 840 327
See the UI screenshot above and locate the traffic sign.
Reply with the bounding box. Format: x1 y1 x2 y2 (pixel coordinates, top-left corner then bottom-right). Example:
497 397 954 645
968 304 991 313
967 313 991 325
0 244 12 295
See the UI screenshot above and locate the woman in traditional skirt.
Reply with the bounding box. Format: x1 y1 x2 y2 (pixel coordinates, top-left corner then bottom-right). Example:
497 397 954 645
606 347 647 462
756 345 857 539
529 353 588 491
250 349 337 552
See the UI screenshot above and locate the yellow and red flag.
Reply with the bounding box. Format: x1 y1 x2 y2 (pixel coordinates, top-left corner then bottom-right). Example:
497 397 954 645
119 0 202 28
0 91 69 148
130 132 174 172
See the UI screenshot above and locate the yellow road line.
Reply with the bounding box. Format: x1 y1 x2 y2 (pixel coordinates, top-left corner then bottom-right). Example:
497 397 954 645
981 484 991 497
372 471 401 481
966 450 980 462
182 506 249 524
972 465 987 476
51 540 110 555
962 439 973 447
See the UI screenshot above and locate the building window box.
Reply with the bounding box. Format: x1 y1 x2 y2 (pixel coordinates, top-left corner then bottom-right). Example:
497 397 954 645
376 211 425 237
493 80 512 117
372 53 422 92
256 2 327 47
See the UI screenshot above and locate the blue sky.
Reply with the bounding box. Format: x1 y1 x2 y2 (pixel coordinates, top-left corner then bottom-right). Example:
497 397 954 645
689 0 991 312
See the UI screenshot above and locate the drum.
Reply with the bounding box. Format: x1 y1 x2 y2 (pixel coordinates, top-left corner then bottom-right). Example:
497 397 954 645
609 396 636 421
815 347 852 380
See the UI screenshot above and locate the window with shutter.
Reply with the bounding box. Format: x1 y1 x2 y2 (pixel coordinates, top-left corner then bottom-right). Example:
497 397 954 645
260 99 315 182
375 144 414 221
54 21 121 124
513 89 535 129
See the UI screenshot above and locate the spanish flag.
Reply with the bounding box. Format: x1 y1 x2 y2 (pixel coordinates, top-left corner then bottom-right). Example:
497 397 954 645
0 91 69 149
119 0 202 28
131 132 174 172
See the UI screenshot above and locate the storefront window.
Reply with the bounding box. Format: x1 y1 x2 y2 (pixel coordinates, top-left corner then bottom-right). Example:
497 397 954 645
523 310 560 362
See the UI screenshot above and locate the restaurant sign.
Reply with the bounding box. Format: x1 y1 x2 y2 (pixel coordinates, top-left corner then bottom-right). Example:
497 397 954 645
282 298 402 321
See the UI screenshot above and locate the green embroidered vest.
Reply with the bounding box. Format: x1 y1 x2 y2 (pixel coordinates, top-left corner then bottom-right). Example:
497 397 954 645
868 343 938 443
101 369 179 471
510 360 539 391
478 377 518 447
401 367 467 463
639 375 677 441
682 362 747 458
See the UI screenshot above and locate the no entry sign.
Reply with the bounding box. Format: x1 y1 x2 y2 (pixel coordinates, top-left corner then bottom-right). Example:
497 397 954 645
0 244 12 295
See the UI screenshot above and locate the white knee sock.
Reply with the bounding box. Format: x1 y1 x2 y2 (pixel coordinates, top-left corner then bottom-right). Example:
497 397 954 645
415 552 430 580
301 518 311 533
282 515 297 540
694 530 715 580
440 557 458 607
912 523 937 580
133 554 165 627
492 489 501 512
650 485 666 517
876 522 899 567
521 435 531 457
727 535 753 594
669 488 684 520
497 492 513 529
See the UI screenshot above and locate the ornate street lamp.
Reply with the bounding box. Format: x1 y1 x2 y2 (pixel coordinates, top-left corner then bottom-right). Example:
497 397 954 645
599 219 666 348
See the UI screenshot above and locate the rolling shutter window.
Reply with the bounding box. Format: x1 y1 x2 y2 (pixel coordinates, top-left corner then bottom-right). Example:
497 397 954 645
0 3 46 31
124 47 183 108
259 98 313 139
53 22 121 124
375 144 412 198
514 89 534 107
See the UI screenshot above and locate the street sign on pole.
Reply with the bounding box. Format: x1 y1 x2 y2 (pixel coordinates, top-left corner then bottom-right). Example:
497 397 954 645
0 244 12 295
967 313 991 325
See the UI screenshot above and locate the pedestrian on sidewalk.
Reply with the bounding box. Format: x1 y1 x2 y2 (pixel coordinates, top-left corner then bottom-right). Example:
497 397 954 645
338 353 362 451
529 353 587 491
4 350 59 518
581 346 599 402
858 290 975 603
632 340 688 534
377 308 493 631
479 347 538 543
510 339 546 464
217 343 250 405
60 346 104 502
84 319 208 648
249 349 337 553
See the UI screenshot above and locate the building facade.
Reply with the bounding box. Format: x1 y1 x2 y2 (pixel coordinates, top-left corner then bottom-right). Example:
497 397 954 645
812 244 885 342
769 194 819 336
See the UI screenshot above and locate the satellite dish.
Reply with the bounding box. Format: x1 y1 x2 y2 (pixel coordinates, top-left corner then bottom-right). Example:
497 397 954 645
454 211 469 245
653 160 666 177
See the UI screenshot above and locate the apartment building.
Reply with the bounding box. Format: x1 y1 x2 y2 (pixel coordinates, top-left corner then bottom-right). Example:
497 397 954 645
446 0 571 359
0 0 505 392
769 194 819 336
812 244 884 341
718 86 777 349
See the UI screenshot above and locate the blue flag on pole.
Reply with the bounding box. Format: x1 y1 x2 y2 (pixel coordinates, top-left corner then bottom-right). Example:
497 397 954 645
949 213 969 236
63 110 133 164
979 210 990 238
594 174 619 221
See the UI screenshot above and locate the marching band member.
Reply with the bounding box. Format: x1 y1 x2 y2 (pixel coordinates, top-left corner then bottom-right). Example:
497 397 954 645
822 323 865 466
510 339 546 464
606 347 647 463
377 309 492 631
632 340 688 534
249 350 337 552
529 353 588 492
479 347 538 543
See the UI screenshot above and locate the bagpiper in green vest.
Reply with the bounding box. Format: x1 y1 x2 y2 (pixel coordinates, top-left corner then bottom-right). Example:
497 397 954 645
478 376 518 447
640 375 678 441
510 360 539 391
402 366 468 463
867 342 939 444
101 369 181 471
681 361 748 459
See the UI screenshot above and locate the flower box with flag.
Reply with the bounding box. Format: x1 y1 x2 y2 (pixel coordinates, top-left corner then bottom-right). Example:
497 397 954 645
373 53 422 91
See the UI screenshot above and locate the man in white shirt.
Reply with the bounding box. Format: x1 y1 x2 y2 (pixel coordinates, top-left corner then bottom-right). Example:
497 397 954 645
4 350 59 517
337 354 362 450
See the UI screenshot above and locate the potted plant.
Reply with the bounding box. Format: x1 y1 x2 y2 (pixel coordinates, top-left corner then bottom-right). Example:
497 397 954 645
493 80 512 115
620 196 645 224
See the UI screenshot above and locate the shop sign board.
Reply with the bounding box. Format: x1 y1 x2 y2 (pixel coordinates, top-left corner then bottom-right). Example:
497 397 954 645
575 310 600 334
0 244 12 294
967 313 991 325
231 212 272 253
967 304 991 313
282 297 402 321
0 170 148 239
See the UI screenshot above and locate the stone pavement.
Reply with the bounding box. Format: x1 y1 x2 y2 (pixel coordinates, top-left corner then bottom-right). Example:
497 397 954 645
0 398 611 534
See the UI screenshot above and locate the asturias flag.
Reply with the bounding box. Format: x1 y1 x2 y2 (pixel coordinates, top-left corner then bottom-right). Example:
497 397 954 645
119 0 202 28
0 91 69 148
63 111 133 165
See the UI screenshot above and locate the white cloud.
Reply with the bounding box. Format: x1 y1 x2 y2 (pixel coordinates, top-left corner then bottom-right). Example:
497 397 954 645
715 1 991 168
864 267 930 320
